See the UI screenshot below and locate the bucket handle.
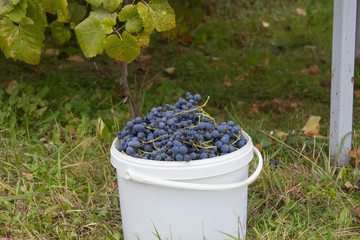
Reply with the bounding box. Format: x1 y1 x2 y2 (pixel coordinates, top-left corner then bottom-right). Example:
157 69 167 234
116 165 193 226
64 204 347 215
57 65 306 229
125 147 263 191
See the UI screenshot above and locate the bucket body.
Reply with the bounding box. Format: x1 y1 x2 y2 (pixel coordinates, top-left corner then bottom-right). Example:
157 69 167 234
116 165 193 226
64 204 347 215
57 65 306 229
110 132 261 240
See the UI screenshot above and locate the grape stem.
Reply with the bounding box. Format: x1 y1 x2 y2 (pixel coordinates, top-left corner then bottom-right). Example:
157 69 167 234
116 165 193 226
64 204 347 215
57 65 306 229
169 96 210 119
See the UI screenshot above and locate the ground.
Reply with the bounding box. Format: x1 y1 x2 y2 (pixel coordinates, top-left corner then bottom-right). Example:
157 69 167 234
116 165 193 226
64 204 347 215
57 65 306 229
0 0 360 239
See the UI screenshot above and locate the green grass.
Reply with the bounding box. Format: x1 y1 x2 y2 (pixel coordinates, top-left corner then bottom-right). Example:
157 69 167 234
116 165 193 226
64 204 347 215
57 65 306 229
1 0 360 239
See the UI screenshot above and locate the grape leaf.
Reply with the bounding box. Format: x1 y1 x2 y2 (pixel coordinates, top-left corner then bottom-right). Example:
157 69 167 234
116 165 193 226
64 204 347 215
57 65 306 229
104 32 140 62
137 0 175 32
0 17 45 65
75 15 106 57
103 0 123 13
27 0 47 27
136 30 152 47
137 2 154 31
89 8 117 21
0 0 15 15
118 4 137 22
6 0 27 23
125 17 143 33
85 0 102 8
40 0 70 23
68 2 87 24
101 18 116 34
89 9 117 34
50 20 71 44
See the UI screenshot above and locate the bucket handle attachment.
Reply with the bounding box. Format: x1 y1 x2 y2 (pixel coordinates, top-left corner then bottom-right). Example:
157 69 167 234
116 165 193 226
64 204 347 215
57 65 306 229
125 147 263 191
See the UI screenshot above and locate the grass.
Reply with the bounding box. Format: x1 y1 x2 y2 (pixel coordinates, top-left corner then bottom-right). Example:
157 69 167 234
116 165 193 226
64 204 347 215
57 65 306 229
1 0 360 239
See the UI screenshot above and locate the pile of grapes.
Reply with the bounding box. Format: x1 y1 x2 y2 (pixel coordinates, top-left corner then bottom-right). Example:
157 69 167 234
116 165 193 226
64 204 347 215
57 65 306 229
117 93 247 161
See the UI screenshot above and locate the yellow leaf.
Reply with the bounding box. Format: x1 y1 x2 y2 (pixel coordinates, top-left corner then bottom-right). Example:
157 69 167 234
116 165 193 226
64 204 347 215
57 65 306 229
44 48 60 58
261 21 270 28
164 67 175 74
302 115 321 136
221 75 233 87
67 54 85 62
275 131 288 139
296 8 307 16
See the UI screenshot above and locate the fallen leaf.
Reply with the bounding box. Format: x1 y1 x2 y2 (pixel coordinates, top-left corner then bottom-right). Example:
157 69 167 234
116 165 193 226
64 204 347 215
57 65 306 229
255 143 262 152
275 131 288 139
164 67 175 74
263 58 270 67
296 8 307 16
21 172 34 180
344 181 354 190
5 80 17 95
57 64 70 70
249 103 260 115
221 75 233 87
44 48 60 58
354 204 360 217
272 99 284 112
261 21 270 28
139 55 152 63
67 54 85 62
302 115 321 136
307 65 320 74
349 145 360 167
355 90 360 100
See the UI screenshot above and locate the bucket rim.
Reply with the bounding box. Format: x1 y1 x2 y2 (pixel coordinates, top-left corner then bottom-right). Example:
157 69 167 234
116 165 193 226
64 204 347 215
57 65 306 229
110 131 253 168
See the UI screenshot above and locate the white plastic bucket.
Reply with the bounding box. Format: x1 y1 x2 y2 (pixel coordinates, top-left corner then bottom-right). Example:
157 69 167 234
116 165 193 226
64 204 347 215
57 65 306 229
110 131 263 240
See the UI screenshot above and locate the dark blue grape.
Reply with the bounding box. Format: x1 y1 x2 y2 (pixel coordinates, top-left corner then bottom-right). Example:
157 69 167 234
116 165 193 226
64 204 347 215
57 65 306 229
194 94 201 102
179 146 188 155
200 153 208 159
220 135 230 144
221 145 229 153
175 154 183 161
217 125 225 133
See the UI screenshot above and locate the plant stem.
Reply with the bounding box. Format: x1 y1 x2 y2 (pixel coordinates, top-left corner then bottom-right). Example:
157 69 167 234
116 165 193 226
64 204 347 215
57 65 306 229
118 61 141 118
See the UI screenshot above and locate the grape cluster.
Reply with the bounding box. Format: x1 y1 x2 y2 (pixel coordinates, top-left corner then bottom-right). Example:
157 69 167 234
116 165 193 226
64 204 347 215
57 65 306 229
117 93 247 161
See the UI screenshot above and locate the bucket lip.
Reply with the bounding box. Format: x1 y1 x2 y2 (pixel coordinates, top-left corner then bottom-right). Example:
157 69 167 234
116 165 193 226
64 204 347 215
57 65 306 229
110 131 253 168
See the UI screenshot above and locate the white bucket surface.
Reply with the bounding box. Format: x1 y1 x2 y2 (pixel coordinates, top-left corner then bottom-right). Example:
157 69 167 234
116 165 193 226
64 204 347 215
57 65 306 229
110 131 263 240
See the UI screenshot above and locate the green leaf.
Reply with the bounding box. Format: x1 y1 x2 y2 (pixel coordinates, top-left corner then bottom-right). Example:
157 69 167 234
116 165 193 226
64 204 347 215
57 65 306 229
27 0 47 27
40 0 70 23
89 8 117 21
125 17 143 33
85 0 102 8
68 2 87 24
6 0 27 23
104 32 140 62
89 9 117 34
50 20 71 44
136 29 151 47
75 15 106 58
118 4 137 22
0 17 45 65
137 0 175 32
103 0 123 13
101 18 116 34
0 0 15 15
137 2 154 31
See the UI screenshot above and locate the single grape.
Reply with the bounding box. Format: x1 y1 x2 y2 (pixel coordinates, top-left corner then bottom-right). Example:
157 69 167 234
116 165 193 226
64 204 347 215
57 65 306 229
194 94 201 102
211 130 220 138
200 153 208 159
126 121 134 128
217 125 225 133
184 155 191 162
232 126 240 134
175 154 183 161
173 146 180 155
221 144 229 153
179 146 188 155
